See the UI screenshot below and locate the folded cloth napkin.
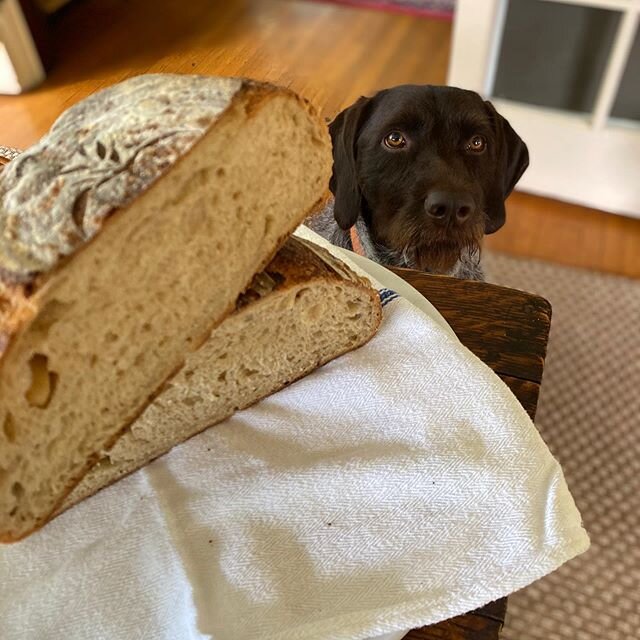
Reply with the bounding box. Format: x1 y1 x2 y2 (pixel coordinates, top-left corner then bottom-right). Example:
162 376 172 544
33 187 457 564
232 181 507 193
0 227 589 640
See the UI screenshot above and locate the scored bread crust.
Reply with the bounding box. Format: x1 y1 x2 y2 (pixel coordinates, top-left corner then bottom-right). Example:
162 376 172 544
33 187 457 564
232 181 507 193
0 74 332 542
0 74 329 360
57 236 381 521
0 75 307 280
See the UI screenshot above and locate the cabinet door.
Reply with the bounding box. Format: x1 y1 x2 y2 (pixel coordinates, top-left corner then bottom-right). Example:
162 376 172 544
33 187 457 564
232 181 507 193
448 0 640 218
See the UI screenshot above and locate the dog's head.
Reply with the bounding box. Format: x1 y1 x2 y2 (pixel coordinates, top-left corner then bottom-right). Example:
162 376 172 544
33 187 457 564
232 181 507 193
329 85 528 272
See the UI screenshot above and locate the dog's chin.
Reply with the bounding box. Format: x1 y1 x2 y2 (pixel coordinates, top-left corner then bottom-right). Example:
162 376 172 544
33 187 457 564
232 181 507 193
413 242 472 274
411 222 484 274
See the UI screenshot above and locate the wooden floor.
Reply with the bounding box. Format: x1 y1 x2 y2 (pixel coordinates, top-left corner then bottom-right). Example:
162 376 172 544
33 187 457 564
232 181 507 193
1 0 638 278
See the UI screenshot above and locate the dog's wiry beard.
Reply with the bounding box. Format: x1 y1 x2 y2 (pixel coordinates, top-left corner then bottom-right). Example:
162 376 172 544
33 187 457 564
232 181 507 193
414 241 479 273
378 209 485 274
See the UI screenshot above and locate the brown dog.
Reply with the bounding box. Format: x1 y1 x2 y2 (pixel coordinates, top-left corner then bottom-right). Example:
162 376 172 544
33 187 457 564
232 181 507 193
307 85 529 280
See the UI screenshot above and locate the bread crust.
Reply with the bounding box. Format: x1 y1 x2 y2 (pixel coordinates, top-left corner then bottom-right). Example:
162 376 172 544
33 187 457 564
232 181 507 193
0 75 332 542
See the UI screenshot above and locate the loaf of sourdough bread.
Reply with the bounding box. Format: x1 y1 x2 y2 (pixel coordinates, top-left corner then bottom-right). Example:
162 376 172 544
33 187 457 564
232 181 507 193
61 236 381 514
0 74 332 541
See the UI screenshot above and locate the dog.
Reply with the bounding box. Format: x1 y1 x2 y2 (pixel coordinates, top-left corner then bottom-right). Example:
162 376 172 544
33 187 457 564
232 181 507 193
307 85 529 280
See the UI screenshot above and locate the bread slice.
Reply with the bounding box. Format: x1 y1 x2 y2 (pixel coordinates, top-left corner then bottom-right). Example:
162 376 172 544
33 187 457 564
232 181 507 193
58 236 381 517
0 74 332 542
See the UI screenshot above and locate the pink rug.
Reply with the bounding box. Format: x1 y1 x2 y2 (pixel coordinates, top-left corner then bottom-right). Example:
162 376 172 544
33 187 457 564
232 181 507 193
313 0 455 20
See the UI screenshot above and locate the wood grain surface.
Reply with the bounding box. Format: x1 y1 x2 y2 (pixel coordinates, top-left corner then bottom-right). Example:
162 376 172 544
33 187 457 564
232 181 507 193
391 269 552 384
0 0 451 148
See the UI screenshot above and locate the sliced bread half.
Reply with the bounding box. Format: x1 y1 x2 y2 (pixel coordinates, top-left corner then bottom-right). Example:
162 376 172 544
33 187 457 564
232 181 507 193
0 74 332 541
58 236 381 519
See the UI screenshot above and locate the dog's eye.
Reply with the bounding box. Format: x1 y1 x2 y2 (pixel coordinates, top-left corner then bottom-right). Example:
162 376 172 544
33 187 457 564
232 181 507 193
383 132 407 149
466 135 487 154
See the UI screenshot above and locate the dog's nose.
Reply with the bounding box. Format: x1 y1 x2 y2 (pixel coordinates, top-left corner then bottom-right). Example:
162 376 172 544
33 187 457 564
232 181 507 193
425 191 474 224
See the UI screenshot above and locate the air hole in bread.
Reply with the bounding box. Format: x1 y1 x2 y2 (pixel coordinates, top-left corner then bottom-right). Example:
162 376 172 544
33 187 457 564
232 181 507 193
141 323 152 333
105 331 118 343
184 370 194 379
11 482 24 498
30 299 73 337
240 365 259 378
218 353 228 361
232 191 240 201
25 355 58 409
346 301 360 312
264 215 273 238
2 413 16 443
295 287 311 303
183 395 202 407
217 371 227 382
216 167 225 178
265 271 284 288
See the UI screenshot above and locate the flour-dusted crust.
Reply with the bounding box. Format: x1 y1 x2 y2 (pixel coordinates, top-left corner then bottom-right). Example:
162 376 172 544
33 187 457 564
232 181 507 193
0 75 244 280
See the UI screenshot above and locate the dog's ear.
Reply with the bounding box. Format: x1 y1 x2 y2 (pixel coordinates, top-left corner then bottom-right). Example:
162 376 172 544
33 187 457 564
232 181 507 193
329 96 372 230
484 101 529 234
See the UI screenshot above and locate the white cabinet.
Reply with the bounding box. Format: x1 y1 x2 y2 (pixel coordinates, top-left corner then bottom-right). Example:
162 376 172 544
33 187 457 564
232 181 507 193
448 0 640 218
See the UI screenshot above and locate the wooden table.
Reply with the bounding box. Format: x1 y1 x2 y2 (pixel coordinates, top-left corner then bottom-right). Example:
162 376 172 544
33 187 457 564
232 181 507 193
392 269 552 640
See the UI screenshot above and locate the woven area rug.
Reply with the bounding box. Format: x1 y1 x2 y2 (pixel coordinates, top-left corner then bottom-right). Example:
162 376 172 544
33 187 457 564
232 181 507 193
483 253 640 640
313 0 455 19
